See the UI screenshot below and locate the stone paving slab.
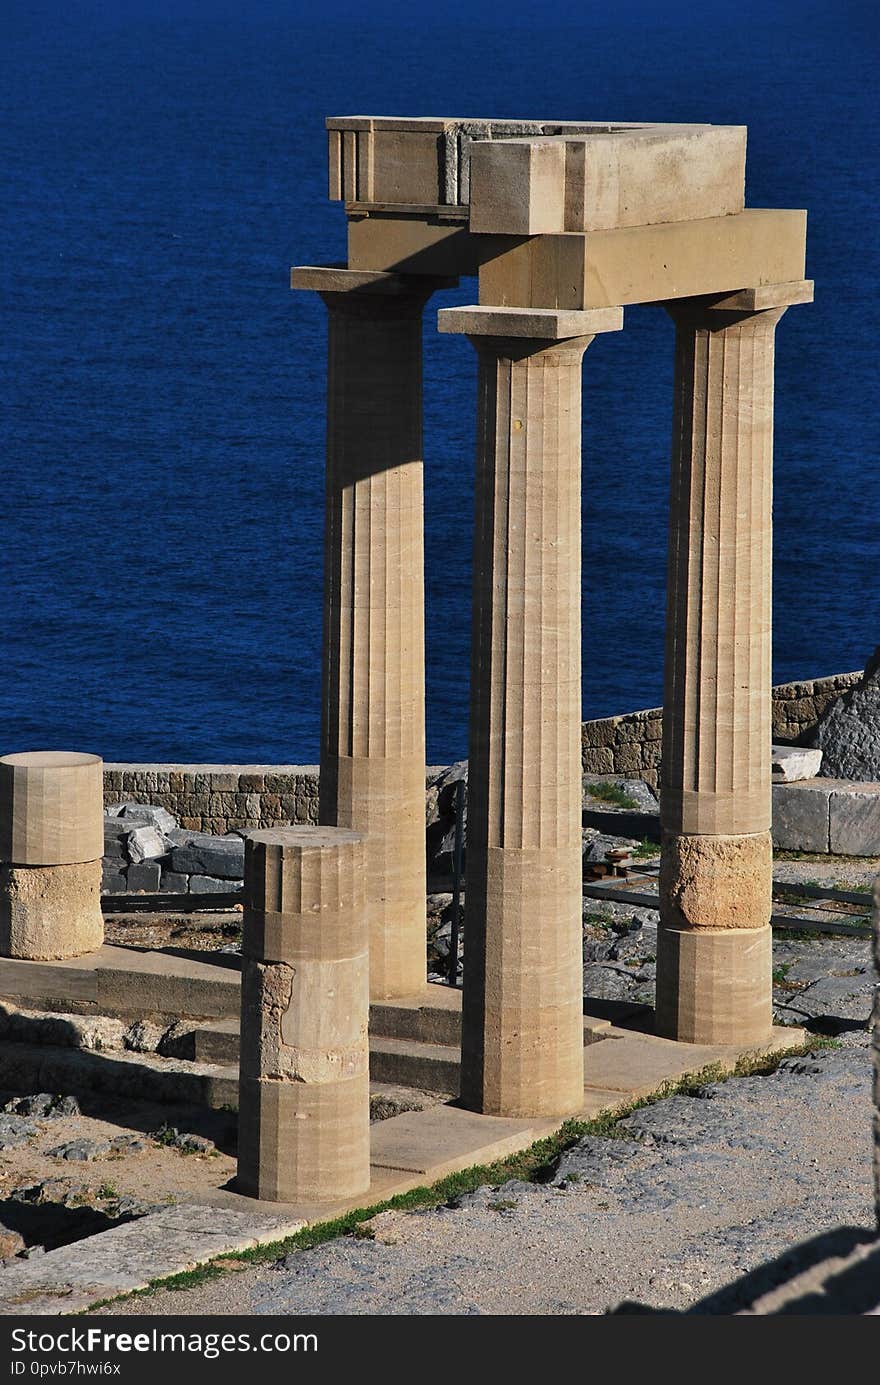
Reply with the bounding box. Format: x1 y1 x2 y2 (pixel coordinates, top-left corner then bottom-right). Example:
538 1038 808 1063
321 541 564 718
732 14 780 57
0 1205 305 1317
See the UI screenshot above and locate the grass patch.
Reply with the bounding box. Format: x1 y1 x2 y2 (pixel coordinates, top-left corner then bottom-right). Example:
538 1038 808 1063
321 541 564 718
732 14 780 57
584 782 640 810
82 1034 840 1313
632 840 660 859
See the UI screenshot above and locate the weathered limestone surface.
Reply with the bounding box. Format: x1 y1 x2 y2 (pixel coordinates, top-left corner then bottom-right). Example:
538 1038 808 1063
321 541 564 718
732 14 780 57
237 827 369 1203
659 832 772 932
476 211 807 310
439 306 620 1117
468 126 746 234
771 745 823 781
291 266 445 1001
0 861 103 961
0 752 103 866
326 116 728 210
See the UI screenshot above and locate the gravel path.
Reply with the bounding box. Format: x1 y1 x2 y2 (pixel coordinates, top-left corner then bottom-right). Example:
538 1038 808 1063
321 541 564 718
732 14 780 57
96 1031 876 1317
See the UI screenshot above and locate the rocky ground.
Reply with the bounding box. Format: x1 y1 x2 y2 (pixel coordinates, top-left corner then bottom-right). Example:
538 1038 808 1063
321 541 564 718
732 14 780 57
95 1030 876 1317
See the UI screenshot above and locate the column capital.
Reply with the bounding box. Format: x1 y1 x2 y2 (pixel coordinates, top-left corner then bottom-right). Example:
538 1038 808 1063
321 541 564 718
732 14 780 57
663 279 813 327
438 303 623 341
291 263 457 299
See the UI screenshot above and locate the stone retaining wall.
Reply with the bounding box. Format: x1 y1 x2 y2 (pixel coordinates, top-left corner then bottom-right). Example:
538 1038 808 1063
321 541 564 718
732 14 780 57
103 765 320 835
580 670 863 791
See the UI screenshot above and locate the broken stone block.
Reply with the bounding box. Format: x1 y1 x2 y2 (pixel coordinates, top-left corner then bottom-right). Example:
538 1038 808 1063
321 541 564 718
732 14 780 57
159 871 189 894
106 802 178 834
170 834 245 879
829 786 880 855
189 875 241 893
771 745 823 781
771 780 832 852
125 826 167 864
126 861 161 892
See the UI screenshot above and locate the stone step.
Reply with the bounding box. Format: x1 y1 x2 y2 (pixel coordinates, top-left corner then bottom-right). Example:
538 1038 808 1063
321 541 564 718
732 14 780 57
178 1000 614 1069
0 1038 452 1117
368 1036 461 1093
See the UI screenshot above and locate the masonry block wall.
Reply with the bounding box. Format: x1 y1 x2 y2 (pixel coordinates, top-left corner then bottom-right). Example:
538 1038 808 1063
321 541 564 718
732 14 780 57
102 766 320 834
580 670 862 791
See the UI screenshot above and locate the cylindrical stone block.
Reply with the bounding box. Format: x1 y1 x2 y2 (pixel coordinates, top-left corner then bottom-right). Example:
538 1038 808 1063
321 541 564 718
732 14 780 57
237 827 370 1203
0 860 103 961
0 751 104 865
0 751 104 960
655 924 773 1045
301 271 441 1002
459 332 594 1118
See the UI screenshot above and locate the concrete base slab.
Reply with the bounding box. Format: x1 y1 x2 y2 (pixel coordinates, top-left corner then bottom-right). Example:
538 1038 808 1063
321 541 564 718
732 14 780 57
0 1204 305 1317
0 1022 808 1315
368 1104 557 1177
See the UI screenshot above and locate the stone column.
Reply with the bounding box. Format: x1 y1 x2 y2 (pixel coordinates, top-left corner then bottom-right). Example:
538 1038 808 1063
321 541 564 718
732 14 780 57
873 875 879 1228
291 266 454 1001
656 282 812 1045
438 305 623 1117
0 751 104 959
237 826 369 1203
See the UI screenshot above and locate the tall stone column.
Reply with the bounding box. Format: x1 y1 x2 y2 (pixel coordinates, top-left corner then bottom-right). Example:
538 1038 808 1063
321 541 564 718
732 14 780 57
291 266 453 1001
438 305 622 1116
656 282 812 1044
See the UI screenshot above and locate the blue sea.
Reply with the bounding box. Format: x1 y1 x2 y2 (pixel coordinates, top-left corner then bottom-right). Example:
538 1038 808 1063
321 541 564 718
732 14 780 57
2 0 878 765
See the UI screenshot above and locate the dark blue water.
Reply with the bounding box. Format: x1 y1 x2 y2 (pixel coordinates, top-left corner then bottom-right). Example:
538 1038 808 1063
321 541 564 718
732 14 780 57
2 0 878 764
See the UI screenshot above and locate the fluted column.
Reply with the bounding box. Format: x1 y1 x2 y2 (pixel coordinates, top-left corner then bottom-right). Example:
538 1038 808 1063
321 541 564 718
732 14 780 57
657 282 811 1044
292 266 453 1001
439 305 622 1116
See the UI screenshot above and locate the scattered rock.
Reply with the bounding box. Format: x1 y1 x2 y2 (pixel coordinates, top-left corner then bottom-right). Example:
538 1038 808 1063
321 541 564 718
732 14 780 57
3 1093 80 1119
47 1138 111 1162
771 745 823 781
109 1134 147 1154
106 803 179 834
0 1225 26 1259
126 825 168 864
153 1126 215 1154
123 1020 165 1053
0 1115 39 1149
169 833 244 880
582 832 639 864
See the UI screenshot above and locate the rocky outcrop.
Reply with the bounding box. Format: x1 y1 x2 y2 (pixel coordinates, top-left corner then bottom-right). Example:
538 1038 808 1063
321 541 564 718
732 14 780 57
816 650 880 781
